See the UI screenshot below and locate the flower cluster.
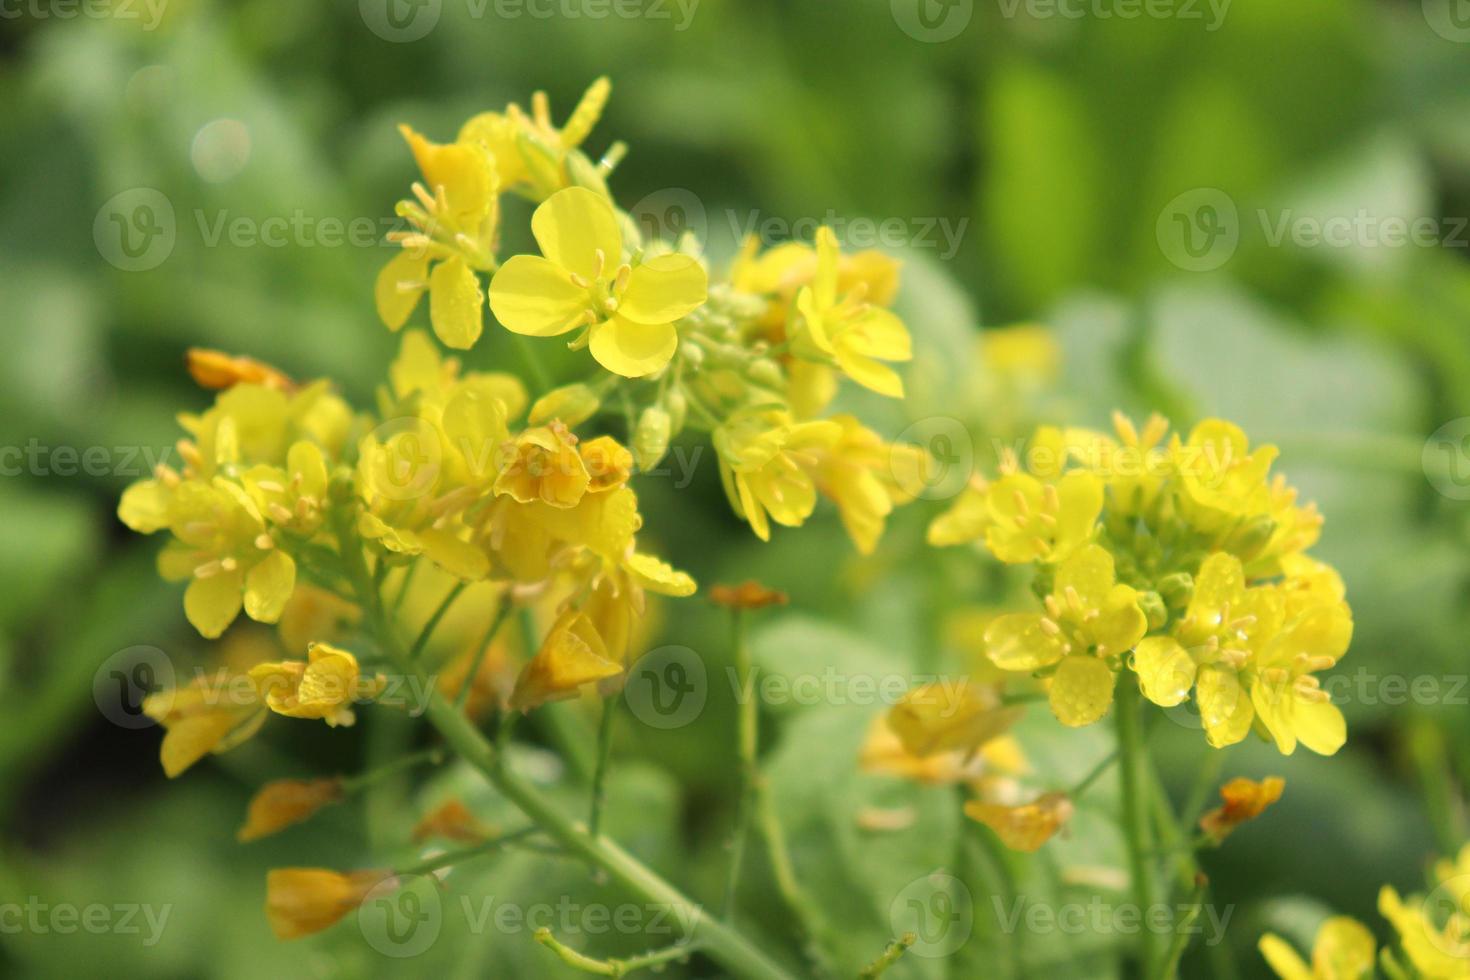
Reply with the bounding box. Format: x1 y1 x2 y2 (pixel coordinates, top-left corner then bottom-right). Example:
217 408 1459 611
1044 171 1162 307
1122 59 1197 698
1260 842 1470 979
375 79 925 553
929 412 1352 755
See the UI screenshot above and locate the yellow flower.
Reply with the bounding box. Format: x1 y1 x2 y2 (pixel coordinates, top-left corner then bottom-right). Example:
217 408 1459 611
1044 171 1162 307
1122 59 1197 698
153 479 297 639
241 440 330 536
859 713 1021 786
142 670 266 778
811 414 928 555
1176 418 1278 526
1249 598 1351 757
489 187 707 378
458 77 612 199
983 470 1102 564
1198 776 1284 842
793 227 912 397
730 233 900 341
265 868 388 940
1380 870 1470 976
984 544 1147 727
886 681 1021 757
509 611 623 712
927 479 991 548
238 777 344 842
249 642 373 727
494 422 590 507
1259 916 1377 980
376 125 498 349
715 409 841 541
964 792 1073 852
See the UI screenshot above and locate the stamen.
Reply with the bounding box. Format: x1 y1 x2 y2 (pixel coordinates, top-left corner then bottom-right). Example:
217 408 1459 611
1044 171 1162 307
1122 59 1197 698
411 182 436 211
1039 617 1062 637
254 534 274 550
255 480 286 494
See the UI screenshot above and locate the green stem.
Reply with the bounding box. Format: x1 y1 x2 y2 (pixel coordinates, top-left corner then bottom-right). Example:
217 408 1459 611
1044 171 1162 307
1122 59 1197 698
454 599 515 709
396 826 540 876
858 933 916 979
341 747 444 793
410 582 467 661
1152 874 1207 980
724 610 757 918
335 518 794 980
390 559 420 618
588 690 620 838
1116 678 1160 975
1069 749 1119 800
535 927 699 977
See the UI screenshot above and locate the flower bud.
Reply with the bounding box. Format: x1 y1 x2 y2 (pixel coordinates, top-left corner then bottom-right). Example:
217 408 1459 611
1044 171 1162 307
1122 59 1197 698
964 792 1073 852
633 406 672 471
1158 572 1194 610
747 359 784 389
1225 514 1278 562
529 383 601 428
1137 590 1169 632
665 389 688 434
680 340 706 368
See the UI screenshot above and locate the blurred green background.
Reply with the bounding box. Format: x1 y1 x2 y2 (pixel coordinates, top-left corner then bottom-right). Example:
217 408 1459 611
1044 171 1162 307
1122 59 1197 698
3 0 1470 976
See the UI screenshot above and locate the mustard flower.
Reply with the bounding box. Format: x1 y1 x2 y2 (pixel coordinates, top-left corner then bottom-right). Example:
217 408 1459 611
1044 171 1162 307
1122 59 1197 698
489 186 707 377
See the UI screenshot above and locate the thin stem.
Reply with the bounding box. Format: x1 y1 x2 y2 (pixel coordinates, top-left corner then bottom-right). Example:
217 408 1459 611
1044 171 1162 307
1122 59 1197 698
534 927 699 977
723 610 757 918
1152 874 1207 980
588 690 620 838
409 581 467 661
333 517 795 980
454 599 516 710
1116 678 1160 975
340 747 444 793
395 826 540 877
390 558 420 618
858 933 916 979
755 778 836 977
1069 749 1119 800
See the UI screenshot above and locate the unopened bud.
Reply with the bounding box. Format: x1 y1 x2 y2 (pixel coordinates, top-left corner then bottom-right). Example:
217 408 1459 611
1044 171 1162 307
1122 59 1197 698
680 340 706 368
1138 591 1168 632
665 389 688 434
529 383 601 427
1158 572 1194 610
1225 514 1278 563
633 406 671 471
747 359 784 389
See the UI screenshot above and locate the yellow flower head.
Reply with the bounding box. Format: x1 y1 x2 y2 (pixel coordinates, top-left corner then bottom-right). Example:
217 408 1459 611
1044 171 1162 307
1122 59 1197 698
412 799 491 844
983 470 1103 565
1176 419 1278 527
509 611 623 711
811 414 929 555
1259 916 1377 980
715 409 841 542
579 435 634 492
238 777 344 842
1198 776 1284 843
249 642 373 727
984 544 1147 727
886 681 1021 757
964 792 1073 852
377 125 498 349
265 868 388 940
489 187 707 378
793 227 913 397
494 421 591 507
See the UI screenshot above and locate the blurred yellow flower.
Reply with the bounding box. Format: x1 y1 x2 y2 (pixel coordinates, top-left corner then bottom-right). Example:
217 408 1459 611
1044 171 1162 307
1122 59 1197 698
265 868 387 940
509 611 622 712
964 792 1073 852
249 642 375 727
1259 916 1377 980
1198 776 1284 843
238 777 344 842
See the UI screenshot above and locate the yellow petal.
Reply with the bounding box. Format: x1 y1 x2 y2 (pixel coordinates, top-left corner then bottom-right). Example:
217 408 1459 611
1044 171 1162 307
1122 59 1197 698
1258 933 1314 980
1312 916 1376 980
835 348 905 397
429 257 484 350
531 186 621 281
159 711 239 778
1089 585 1148 656
589 315 678 378
927 486 990 546
488 254 588 337
375 250 429 331
1052 471 1104 558
1049 655 1115 727
812 226 840 307
964 792 1073 852
185 569 244 639
238 778 343 842
1294 698 1347 757
1197 665 1252 748
1055 543 1116 610
617 254 707 325
417 527 490 580
118 479 173 534
625 552 697 597
245 550 296 624
846 307 913 361
1132 636 1195 707
1190 552 1246 625
984 613 1067 671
